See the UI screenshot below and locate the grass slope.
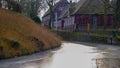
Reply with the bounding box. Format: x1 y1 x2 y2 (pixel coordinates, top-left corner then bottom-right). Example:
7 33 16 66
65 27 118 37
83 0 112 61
0 9 61 59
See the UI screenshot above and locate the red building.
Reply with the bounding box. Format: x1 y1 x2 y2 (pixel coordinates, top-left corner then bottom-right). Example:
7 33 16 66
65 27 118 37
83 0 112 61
43 0 115 31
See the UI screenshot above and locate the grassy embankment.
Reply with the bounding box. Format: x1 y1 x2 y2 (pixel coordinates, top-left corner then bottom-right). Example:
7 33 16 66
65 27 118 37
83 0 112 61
0 9 61 59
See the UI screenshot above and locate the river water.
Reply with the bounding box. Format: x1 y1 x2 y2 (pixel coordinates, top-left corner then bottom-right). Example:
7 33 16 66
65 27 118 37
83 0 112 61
0 42 120 68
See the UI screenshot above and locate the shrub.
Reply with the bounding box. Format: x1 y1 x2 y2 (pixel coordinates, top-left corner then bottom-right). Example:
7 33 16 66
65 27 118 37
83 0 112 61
53 30 108 43
32 16 41 24
116 36 120 44
90 35 107 43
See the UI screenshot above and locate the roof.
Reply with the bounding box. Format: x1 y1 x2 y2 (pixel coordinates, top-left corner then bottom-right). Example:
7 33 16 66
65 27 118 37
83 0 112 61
59 2 76 18
59 5 70 18
42 0 69 18
42 9 50 18
60 0 68 3
73 0 114 14
73 0 87 14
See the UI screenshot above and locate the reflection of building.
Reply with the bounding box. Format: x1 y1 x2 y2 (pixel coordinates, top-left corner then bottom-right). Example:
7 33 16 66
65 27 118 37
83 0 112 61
42 0 115 31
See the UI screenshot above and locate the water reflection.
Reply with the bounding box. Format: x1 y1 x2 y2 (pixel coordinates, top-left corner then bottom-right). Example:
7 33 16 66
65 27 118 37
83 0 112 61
21 42 99 68
95 58 120 68
21 53 54 68
0 42 120 68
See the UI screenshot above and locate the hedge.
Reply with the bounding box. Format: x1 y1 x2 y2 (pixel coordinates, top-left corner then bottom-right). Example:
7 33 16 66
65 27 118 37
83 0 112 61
52 30 120 45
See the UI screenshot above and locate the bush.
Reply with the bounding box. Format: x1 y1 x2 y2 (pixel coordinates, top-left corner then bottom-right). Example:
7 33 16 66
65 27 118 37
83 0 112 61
90 35 107 43
116 36 120 44
54 31 79 41
52 30 120 45
52 30 108 43
32 16 41 24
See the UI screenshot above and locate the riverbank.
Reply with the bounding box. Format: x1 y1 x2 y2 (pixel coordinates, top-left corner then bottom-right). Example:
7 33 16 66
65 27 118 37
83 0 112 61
1 42 120 68
0 9 61 59
52 30 120 45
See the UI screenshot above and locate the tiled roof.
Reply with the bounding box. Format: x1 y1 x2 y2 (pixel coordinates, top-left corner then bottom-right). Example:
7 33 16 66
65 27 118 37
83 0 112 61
73 0 114 14
60 0 68 3
72 0 87 14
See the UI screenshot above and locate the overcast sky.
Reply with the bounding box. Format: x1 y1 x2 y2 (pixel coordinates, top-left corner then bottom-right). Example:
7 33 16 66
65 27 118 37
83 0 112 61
68 0 79 2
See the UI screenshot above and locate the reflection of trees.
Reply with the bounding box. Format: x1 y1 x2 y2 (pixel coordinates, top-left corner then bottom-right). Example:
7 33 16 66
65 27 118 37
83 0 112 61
21 48 59 68
95 58 120 68
32 53 54 68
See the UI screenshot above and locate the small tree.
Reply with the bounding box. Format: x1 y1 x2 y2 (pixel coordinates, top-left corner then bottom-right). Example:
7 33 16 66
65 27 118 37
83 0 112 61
33 16 41 24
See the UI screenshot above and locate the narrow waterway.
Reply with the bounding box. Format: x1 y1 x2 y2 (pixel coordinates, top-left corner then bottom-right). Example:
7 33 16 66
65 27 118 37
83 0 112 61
0 42 120 68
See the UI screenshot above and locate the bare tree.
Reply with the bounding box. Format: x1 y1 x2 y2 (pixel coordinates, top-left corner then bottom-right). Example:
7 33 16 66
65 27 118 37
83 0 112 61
5 0 22 13
0 0 22 13
102 0 119 29
46 0 54 29
18 0 46 20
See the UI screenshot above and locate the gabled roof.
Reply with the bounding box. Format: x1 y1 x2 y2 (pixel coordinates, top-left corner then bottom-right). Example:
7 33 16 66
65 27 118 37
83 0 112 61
73 0 114 14
42 0 69 18
42 9 50 18
60 0 68 3
59 5 70 18
59 2 76 18
73 0 87 14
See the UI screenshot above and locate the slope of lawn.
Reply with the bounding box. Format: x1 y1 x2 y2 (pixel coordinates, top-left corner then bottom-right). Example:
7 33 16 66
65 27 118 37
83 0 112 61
0 9 61 59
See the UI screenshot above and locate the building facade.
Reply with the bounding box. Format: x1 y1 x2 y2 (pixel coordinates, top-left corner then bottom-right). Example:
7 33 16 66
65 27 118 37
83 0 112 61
43 0 115 31
42 0 71 28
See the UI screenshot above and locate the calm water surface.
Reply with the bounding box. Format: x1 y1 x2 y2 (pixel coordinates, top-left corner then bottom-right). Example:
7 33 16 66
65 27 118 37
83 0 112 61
0 42 120 68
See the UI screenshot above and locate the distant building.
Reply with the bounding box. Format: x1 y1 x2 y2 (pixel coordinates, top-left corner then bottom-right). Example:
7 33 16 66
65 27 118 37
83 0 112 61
71 0 115 31
42 0 115 31
42 0 74 28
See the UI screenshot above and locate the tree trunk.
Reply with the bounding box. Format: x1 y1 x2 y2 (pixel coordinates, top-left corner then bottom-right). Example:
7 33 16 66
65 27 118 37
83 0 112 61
46 0 54 29
103 0 108 29
0 0 2 8
49 6 53 29
115 0 120 28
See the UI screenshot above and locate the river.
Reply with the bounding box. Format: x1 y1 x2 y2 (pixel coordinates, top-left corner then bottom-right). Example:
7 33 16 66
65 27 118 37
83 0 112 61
0 42 120 68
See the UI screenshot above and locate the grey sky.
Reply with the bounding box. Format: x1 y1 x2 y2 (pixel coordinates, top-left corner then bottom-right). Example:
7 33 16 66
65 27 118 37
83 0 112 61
68 0 79 2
